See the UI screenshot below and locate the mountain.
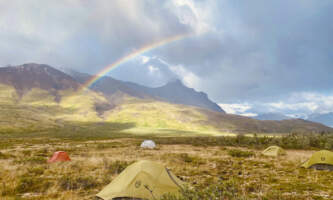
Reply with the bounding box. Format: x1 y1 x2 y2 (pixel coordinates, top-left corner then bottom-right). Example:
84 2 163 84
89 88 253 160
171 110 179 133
254 113 292 121
308 113 333 128
0 63 332 135
63 69 225 113
0 63 79 97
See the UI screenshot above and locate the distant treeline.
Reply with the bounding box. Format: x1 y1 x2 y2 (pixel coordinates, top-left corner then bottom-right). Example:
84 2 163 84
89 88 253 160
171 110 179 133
153 133 333 150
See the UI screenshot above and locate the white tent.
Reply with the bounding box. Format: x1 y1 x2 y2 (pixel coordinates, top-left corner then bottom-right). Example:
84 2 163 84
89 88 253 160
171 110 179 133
140 140 156 149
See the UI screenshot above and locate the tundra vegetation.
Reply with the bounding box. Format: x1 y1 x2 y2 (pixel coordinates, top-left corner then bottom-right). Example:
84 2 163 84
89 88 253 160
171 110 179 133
0 132 333 200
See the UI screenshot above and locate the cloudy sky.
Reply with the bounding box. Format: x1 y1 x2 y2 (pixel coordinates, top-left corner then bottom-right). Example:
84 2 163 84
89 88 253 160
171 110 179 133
1 0 333 117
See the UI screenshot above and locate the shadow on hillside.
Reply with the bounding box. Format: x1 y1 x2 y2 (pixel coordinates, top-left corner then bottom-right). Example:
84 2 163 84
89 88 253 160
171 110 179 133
148 129 200 136
0 121 136 140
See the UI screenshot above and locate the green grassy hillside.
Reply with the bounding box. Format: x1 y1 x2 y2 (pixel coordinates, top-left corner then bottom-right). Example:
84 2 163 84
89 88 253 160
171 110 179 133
0 83 332 137
104 99 216 131
0 83 218 136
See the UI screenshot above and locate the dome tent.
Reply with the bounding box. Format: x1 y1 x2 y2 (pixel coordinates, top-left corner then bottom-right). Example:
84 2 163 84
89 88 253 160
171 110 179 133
140 140 156 149
48 151 71 163
96 160 185 200
301 150 333 171
262 146 286 157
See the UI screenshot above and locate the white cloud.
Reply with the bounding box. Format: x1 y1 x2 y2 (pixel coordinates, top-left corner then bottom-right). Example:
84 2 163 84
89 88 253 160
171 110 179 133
219 92 333 119
168 0 215 34
147 65 159 75
168 64 200 88
156 57 201 88
218 103 252 114
239 113 258 117
267 92 333 115
140 56 151 64
219 103 257 117
267 102 319 112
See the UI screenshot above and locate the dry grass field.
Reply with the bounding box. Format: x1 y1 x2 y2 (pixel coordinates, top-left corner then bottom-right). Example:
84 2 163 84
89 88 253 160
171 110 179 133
1 137 333 200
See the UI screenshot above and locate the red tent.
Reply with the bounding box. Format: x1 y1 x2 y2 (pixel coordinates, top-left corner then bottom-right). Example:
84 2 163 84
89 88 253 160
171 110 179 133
48 151 71 163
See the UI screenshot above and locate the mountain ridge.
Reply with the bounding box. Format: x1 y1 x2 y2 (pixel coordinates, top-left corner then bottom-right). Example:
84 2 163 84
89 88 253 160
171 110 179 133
0 63 79 99
0 63 332 134
308 112 333 128
254 113 292 121
62 68 225 113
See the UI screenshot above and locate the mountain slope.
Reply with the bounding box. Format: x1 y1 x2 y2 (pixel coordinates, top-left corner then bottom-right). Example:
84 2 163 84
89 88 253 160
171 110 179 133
0 63 332 135
64 69 225 113
254 113 292 121
143 79 225 113
308 113 333 128
0 63 79 98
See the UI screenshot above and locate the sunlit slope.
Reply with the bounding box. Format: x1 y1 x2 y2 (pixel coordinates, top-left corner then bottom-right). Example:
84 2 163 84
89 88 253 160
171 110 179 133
0 84 18 104
20 88 58 106
0 85 109 133
0 85 220 133
103 98 217 131
58 90 111 122
0 85 332 135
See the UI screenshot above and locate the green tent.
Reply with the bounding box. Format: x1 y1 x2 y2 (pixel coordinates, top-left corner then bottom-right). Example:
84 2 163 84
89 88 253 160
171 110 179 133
262 146 286 157
301 150 333 170
97 160 185 200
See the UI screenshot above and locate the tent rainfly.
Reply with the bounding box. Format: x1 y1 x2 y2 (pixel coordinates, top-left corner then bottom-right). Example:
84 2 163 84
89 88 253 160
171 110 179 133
301 150 333 171
48 151 71 163
262 146 286 157
97 160 185 200
140 140 156 149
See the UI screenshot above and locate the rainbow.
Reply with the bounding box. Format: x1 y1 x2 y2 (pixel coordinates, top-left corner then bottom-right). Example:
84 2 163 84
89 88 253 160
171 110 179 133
82 33 191 90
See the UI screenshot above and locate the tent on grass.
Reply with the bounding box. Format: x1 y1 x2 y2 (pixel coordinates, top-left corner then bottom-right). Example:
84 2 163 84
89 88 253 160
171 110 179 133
301 150 333 171
97 160 185 200
140 140 156 149
262 146 286 157
48 151 71 163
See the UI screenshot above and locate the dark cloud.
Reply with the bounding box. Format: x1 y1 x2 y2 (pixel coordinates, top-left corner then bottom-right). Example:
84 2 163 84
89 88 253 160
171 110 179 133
156 0 333 103
0 0 333 110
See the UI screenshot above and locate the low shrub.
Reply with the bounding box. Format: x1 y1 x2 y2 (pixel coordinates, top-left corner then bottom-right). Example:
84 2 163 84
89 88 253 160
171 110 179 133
26 166 46 176
0 151 15 159
21 156 47 164
21 150 32 156
228 149 255 158
96 142 125 149
103 159 131 175
58 175 99 190
34 148 48 157
178 153 206 165
161 179 243 200
15 176 51 193
155 133 333 150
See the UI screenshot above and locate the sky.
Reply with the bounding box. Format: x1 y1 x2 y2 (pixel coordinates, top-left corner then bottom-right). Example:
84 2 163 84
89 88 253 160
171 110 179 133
0 0 333 117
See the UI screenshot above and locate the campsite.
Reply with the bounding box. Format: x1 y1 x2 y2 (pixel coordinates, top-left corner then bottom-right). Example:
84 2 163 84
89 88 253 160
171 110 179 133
1 1 333 199
1 134 333 200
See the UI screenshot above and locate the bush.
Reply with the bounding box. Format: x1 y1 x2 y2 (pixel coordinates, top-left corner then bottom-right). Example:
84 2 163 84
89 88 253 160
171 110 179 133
58 176 99 190
103 159 130 175
21 156 47 164
26 166 45 176
154 133 333 150
96 142 124 149
228 149 255 158
15 176 51 193
21 150 32 156
179 153 193 163
161 179 244 200
34 148 48 157
178 153 206 165
0 151 15 159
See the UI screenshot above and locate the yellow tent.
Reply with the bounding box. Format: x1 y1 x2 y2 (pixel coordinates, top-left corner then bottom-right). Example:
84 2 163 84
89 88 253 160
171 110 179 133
97 160 185 200
301 150 333 170
262 146 286 157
